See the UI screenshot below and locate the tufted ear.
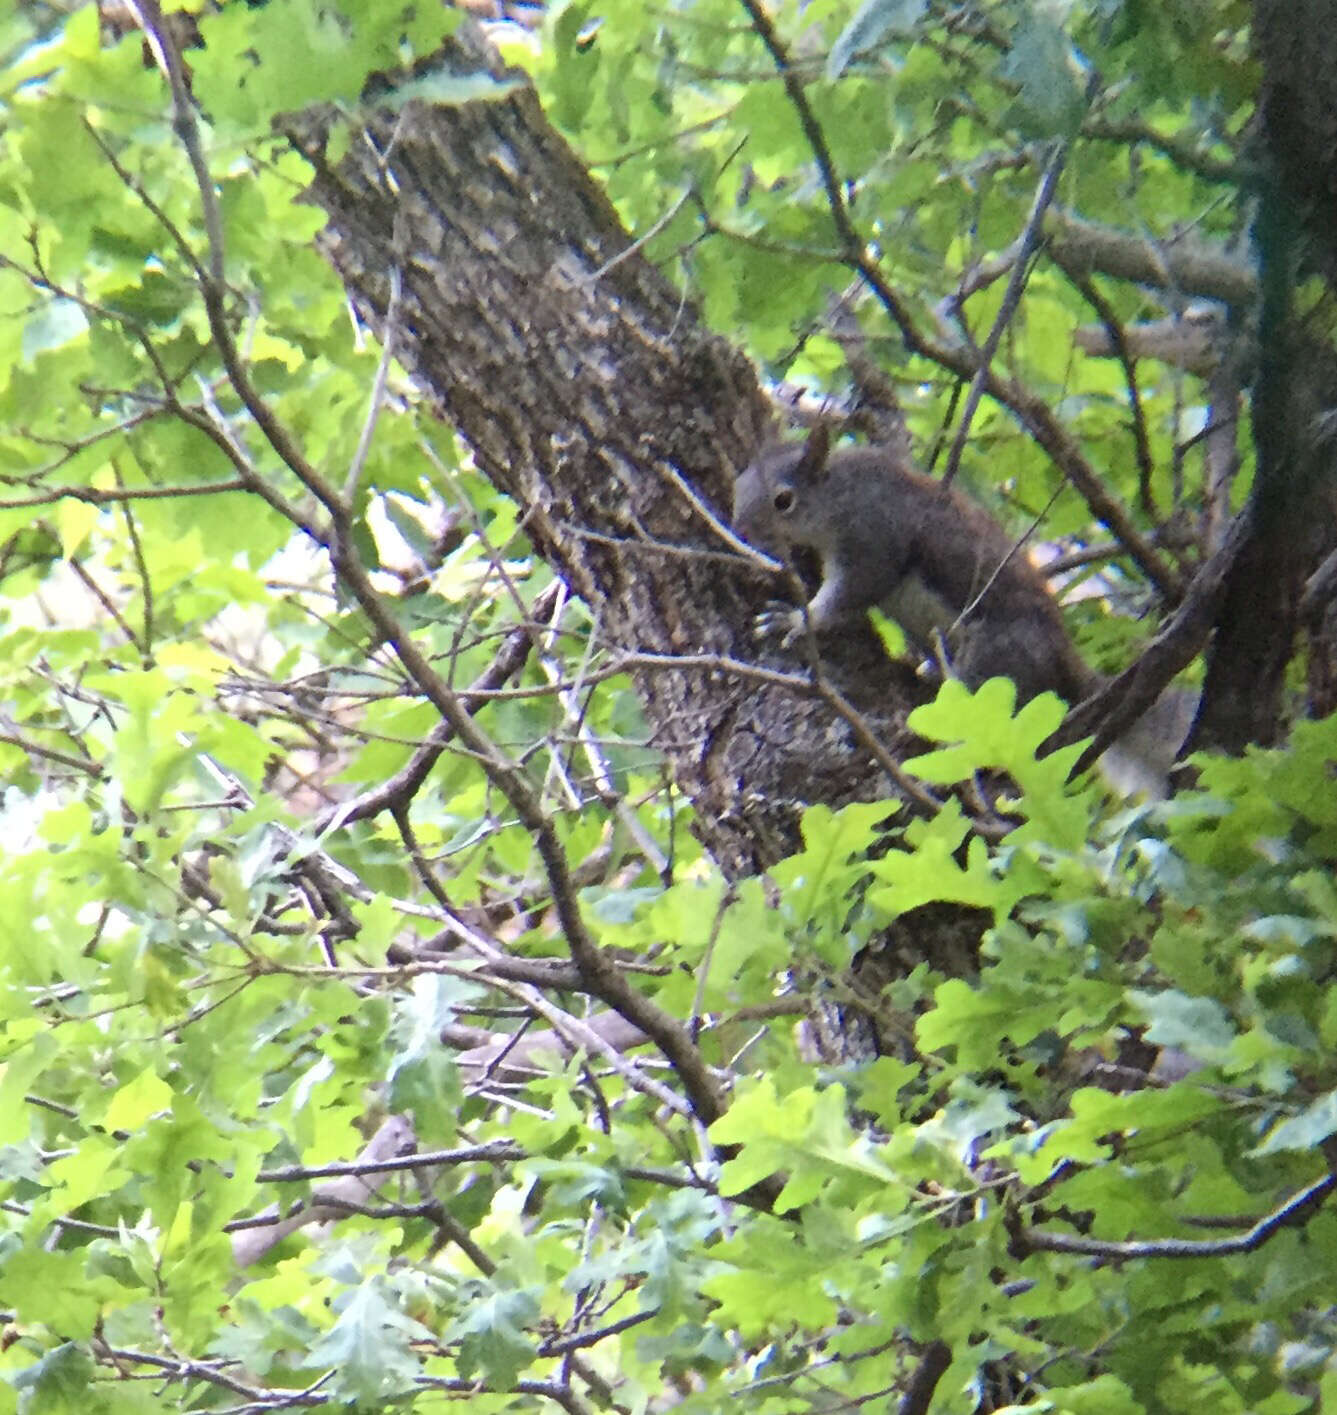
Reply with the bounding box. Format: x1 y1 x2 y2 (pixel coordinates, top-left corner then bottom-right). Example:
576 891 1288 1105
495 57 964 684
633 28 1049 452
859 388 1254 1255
794 422 831 481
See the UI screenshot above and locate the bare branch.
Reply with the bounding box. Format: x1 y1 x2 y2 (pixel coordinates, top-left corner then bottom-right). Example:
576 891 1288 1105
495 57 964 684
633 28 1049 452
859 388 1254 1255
0 731 103 776
0 479 248 511
1081 117 1240 185
1055 261 1159 520
1046 208 1256 308
231 1115 420 1267
1011 1171 1336 1261
1056 511 1247 771
940 135 1072 489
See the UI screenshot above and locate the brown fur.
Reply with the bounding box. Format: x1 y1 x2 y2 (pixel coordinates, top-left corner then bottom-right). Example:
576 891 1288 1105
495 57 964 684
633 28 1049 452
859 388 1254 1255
732 428 1095 704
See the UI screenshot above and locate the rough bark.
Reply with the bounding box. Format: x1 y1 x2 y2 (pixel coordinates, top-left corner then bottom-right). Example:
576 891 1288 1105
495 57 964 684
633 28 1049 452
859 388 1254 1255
281 33 931 879
1192 327 1337 752
1186 4 1337 752
1253 0 1337 285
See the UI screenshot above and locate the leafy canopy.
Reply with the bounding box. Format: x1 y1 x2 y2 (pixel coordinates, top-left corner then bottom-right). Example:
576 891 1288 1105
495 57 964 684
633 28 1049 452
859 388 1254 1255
2 2 1334 1414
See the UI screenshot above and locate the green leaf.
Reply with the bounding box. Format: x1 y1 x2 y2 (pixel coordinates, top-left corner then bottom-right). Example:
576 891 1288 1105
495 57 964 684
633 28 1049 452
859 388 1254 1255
868 798 1035 921
917 1080 1021 1162
304 1279 434 1403
1050 1372 1144 1413
1253 1090 1337 1156
905 679 1089 848
917 977 1056 1063
0 1249 114 1338
999 13 1089 137
1130 989 1235 1061
828 0 928 79
702 1256 839 1333
21 298 88 362
867 605 908 659
103 1069 173 1133
11 1342 96 1410
446 1282 540 1390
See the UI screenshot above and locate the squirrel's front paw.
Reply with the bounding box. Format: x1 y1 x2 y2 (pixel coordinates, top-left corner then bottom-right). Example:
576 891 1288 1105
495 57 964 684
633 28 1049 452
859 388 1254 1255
754 601 805 649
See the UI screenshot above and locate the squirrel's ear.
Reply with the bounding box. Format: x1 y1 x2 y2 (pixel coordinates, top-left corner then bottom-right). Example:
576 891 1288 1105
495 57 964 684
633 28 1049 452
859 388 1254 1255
795 422 831 480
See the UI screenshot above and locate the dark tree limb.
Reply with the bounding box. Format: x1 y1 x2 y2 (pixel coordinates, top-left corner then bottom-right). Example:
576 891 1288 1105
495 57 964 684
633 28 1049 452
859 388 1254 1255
1173 7 1337 752
1009 1170 1337 1262
896 1340 952 1415
1056 513 1248 773
1045 208 1256 308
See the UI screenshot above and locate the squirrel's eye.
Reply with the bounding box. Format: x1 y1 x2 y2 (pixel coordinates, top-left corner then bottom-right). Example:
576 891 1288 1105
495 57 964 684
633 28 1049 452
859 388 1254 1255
773 488 795 514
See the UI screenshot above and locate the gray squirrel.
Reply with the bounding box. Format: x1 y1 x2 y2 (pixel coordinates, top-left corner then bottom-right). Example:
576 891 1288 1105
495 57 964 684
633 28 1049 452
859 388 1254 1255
732 425 1196 794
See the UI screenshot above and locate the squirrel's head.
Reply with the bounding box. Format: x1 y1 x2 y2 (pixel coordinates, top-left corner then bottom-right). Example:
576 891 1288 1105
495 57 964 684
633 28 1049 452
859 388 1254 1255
731 423 833 554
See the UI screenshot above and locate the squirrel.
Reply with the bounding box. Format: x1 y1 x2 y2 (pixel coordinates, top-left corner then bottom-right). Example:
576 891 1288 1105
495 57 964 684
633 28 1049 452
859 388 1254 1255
732 425 1195 794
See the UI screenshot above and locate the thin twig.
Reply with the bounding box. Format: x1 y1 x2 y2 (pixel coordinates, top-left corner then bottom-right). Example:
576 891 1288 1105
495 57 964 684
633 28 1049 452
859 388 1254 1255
114 462 155 659
66 558 143 655
1054 258 1158 518
940 137 1072 489
344 264 402 501
0 731 103 776
0 479 247 511
256 1139 525 1185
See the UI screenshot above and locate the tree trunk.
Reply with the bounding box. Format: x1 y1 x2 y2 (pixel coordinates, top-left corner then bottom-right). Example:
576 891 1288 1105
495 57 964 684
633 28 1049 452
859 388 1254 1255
1187 4 1337 753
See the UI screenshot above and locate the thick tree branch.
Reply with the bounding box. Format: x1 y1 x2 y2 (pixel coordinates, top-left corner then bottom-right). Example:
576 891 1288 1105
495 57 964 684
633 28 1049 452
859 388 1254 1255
896 1340 952 1415
1046 209 1256 308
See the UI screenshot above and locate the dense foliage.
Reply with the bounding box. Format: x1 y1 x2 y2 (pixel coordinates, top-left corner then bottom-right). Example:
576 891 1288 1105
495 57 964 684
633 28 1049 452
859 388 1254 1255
1 1 1334 1412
